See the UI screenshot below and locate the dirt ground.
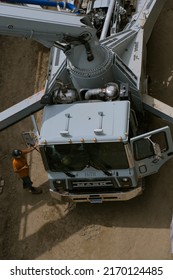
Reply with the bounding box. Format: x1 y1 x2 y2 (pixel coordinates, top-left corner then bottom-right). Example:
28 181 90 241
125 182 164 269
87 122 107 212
1 0 173 260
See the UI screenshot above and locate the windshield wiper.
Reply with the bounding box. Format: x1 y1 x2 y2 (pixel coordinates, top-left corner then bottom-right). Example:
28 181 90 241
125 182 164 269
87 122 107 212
101 168 112 176
63 170 75 177
98 165 112 176
89 160 112 176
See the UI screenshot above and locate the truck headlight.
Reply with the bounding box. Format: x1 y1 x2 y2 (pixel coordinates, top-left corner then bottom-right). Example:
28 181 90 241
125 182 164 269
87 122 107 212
53 180 66 191
55 180 62 184
122 178 128 182
119 177 132 187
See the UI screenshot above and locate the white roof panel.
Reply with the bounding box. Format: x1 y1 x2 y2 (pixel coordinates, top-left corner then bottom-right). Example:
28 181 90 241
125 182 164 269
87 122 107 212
40 101 130 144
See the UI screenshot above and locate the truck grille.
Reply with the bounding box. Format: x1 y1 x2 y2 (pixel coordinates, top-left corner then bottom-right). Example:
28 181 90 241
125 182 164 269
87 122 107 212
67 178 119 194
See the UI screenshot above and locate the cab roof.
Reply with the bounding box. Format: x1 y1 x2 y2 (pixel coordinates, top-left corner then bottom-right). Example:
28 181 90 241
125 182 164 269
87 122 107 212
39 101 130 144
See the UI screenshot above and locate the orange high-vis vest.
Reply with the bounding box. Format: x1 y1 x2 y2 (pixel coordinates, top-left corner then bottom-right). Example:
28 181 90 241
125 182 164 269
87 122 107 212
12 150 29 178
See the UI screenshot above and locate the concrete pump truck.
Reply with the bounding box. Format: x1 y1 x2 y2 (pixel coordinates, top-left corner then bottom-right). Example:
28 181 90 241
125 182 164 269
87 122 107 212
1 0 173 203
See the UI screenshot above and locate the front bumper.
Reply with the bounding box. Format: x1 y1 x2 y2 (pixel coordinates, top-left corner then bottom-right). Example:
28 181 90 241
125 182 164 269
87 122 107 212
49 186 143 203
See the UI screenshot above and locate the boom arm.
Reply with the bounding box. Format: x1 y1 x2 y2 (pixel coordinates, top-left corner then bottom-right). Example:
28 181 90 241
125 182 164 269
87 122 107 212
0 3 111 76
0 3 96 47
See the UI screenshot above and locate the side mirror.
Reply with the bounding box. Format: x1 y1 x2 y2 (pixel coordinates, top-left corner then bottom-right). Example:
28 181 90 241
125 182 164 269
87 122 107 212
152 142 162 157
146 137 163 162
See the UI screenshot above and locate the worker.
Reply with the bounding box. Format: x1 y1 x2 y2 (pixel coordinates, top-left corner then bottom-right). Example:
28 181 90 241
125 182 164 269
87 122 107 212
12 145 42 194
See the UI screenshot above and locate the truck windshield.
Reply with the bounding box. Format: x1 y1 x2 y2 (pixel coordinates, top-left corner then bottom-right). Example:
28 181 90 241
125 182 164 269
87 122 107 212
43 142 129 172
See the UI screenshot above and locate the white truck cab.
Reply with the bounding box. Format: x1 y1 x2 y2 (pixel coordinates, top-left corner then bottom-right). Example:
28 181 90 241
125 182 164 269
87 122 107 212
39 101 173 203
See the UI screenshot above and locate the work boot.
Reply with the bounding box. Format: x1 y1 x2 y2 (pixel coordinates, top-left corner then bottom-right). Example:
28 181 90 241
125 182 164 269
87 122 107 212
30 188 42 194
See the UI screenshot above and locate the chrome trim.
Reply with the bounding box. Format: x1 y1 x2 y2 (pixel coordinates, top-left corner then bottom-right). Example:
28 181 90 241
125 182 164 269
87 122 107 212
49 186 143 203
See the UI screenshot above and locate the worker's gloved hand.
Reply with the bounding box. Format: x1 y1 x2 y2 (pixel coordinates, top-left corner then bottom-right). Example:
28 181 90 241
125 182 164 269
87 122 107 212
33 141 39 148
27 140 39 149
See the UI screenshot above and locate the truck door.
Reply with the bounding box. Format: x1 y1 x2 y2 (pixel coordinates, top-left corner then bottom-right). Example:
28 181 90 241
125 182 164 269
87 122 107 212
130 126 173 177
